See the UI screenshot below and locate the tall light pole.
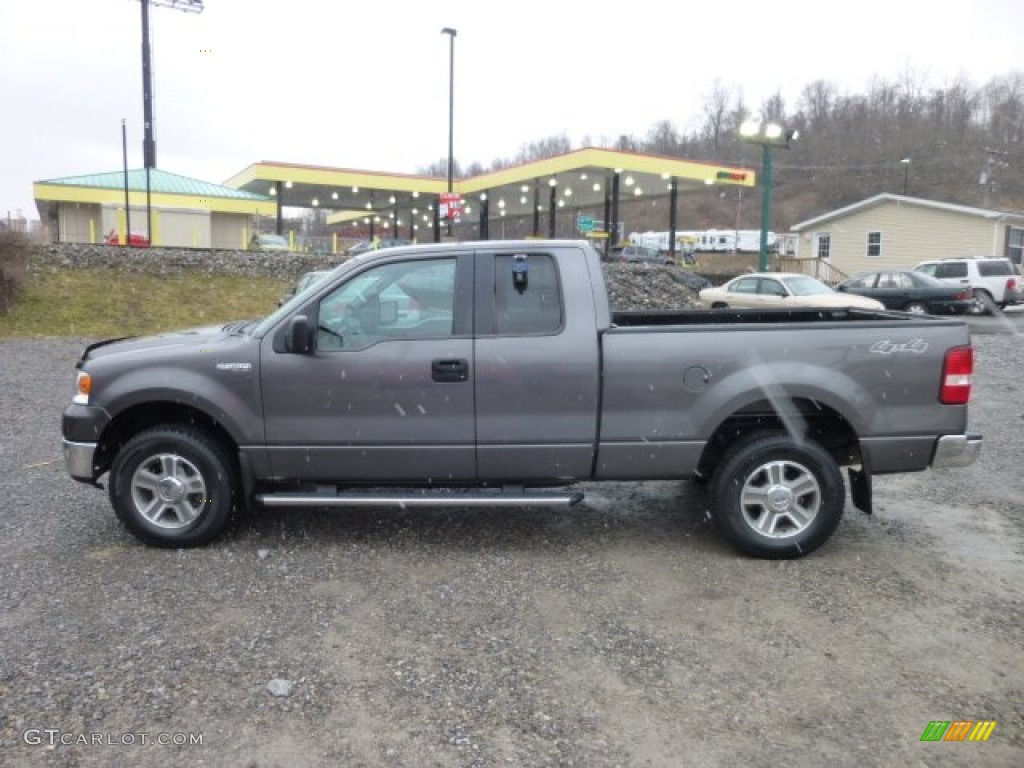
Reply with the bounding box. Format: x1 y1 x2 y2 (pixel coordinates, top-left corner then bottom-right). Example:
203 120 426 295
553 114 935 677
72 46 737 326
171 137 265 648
138 0 204 245
122 119 131 245
901 157 911 195
441 27 457 237
740 120 797 271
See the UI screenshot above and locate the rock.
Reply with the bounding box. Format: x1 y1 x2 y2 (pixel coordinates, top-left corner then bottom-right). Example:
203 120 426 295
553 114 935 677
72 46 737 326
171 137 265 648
266 678 292 697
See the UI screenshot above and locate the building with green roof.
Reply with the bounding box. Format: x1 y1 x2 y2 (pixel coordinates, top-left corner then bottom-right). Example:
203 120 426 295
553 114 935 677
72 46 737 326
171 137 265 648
33 168 275 248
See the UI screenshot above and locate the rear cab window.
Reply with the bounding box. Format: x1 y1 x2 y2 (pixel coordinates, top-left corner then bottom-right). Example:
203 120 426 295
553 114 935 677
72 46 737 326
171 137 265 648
492 253 563 335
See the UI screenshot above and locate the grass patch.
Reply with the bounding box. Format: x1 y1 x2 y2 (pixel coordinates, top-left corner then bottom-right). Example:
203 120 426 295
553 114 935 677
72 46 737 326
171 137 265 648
0 268 290 339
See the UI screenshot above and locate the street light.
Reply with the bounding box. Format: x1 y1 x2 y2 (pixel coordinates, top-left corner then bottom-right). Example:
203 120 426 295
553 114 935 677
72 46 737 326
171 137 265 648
441 27 457 237
740 119 798 271
900 157 911 195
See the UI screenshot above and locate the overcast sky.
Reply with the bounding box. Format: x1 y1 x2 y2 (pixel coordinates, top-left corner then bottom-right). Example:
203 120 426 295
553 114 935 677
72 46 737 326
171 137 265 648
3 0 1022 219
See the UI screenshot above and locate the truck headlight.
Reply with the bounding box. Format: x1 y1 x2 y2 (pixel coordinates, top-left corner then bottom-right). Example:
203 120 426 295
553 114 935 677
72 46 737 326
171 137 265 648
74 371 92 405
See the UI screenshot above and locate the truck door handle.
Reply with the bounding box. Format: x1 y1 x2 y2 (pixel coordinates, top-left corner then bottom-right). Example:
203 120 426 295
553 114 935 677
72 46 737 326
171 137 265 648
432 358 469 382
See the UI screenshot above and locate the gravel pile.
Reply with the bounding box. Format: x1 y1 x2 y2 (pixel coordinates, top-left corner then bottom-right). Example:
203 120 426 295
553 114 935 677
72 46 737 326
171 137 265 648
601 263 707 310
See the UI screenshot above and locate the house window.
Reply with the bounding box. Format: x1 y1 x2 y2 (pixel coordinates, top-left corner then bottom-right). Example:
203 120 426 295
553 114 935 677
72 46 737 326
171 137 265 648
816 233 831 260
1008 227 1024 266
867 231 882 258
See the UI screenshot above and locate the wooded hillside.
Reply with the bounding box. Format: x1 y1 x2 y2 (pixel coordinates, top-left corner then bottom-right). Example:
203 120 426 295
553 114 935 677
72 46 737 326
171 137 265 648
422 71 1024 234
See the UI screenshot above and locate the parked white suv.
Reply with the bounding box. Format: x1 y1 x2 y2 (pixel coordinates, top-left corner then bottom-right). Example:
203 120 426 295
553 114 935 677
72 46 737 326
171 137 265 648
912 257 1021 313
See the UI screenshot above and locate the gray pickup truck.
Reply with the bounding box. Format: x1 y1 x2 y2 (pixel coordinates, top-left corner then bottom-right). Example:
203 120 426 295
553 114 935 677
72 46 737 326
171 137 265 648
62 240 982 558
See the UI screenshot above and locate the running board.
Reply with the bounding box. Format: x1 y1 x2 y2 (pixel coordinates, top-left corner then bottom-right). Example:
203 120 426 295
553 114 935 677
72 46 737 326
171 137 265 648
256 487 585 509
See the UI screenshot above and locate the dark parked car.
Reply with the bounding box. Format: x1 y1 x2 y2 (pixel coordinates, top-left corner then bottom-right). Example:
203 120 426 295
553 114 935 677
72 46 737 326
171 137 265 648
250 233 290 252
836 269 974 314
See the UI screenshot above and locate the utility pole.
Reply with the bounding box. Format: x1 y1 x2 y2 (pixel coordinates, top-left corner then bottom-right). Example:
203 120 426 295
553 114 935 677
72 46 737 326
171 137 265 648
138 0 204 243
441 27 457 238
980 148 1009 208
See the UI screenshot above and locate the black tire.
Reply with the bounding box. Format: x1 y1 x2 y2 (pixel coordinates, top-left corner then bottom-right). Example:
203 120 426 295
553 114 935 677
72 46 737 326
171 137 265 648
709 433 844 559
969 289 995 315
904 301 927 314
109 425 236 547
711 302 729 309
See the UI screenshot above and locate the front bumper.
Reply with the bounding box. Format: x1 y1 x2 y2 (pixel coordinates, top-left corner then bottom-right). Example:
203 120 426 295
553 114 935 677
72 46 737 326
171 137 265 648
62 403 111 482
931 433 983 468
63 439 98 481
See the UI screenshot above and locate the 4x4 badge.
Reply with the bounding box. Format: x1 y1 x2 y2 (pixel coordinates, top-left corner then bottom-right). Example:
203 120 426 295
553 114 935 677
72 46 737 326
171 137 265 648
869 339 928 355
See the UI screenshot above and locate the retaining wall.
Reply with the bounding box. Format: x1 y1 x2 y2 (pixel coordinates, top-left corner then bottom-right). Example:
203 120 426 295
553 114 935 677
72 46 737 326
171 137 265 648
31 243 340 280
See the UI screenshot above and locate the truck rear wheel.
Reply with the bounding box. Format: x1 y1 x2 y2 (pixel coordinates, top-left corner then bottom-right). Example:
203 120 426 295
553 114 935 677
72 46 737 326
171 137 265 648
109 425 235 547
709 433 844 558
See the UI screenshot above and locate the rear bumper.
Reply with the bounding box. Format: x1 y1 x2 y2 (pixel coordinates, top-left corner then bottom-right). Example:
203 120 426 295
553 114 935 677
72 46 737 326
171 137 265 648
931 433 983 468
860 432 982 473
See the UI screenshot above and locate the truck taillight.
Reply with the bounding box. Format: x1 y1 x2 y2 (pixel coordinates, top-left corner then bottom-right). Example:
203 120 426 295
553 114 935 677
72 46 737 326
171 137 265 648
1006 277 1017 292
940 346 973 405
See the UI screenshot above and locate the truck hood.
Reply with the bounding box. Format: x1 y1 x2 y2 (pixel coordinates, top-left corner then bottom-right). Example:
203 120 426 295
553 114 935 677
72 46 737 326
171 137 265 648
81 320 255 362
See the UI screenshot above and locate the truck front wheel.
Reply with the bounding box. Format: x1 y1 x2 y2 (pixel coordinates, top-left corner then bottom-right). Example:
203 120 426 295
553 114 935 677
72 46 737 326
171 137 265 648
109 426 235 547
709 433 844 558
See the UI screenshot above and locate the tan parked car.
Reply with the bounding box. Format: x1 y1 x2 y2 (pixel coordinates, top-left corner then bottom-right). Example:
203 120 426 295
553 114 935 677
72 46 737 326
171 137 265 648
698 273 885 310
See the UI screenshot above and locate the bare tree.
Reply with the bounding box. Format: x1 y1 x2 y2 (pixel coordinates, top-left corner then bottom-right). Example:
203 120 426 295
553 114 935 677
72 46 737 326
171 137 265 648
797 80 837 129
613 134 639 152
514 134 573 164
644 120 680 155
417 157 464 178
758 90 785 123
701 79 735 150
984 73 1024 146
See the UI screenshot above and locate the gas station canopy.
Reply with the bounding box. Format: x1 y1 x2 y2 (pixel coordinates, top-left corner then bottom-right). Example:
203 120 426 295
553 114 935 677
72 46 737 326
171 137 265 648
224 147 756 244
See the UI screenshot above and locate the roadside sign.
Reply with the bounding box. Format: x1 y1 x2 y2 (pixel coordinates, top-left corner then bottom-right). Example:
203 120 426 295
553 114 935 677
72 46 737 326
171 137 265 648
440 192 463 221
577 215 595 232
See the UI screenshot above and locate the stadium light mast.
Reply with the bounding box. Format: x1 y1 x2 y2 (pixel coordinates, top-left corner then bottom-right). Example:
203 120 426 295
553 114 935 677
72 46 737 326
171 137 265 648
140 0 204 169
739 119 798 271
138 0 204 245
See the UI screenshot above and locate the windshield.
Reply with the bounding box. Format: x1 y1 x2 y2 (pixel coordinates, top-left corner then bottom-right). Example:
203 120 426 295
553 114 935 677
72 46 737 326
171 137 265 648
782 275 832 296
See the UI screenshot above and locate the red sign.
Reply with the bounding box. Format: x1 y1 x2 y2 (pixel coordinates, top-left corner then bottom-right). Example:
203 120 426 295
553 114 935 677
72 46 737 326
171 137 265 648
440 192 463 220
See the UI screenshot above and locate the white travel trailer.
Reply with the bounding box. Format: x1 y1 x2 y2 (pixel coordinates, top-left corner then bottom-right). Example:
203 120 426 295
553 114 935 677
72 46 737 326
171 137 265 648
628 229 780 254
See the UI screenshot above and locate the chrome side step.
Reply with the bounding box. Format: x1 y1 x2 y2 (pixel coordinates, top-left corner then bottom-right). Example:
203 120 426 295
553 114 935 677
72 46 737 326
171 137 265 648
256 487 584 509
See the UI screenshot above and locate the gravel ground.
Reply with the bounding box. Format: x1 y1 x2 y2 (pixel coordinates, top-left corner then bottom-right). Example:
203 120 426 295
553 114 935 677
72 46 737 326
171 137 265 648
1 284 1022 767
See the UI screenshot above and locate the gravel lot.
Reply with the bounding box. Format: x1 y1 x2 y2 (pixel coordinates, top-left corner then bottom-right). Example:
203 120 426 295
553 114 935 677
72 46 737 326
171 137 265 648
1 302 1022 767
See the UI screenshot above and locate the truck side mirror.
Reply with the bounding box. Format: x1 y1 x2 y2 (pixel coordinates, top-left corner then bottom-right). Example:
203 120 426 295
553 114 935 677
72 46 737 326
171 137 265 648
287 314 313 354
